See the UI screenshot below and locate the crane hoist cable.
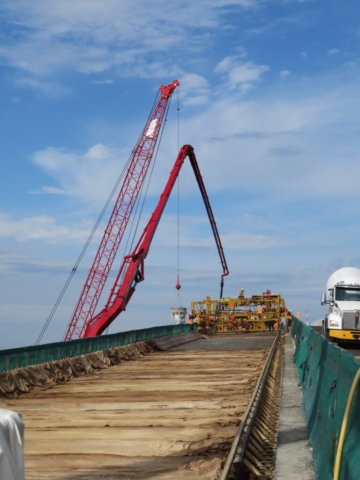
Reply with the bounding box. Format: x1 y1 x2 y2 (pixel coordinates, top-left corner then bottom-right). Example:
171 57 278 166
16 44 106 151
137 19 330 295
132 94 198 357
174 157 182 307
175 87 182 306
177 86 180 152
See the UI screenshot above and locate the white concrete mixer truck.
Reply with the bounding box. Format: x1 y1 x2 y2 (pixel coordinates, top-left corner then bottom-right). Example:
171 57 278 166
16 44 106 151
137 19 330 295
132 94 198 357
321 267 360 341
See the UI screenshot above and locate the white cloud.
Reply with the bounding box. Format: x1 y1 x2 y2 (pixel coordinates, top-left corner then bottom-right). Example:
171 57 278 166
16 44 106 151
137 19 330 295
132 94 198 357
327 49 340 56
91 79 114 84
0 0 258 91
229 62 269 84
301 51 308 58
280 69 290 78
15 76 71 97
29 70 360 205
180 73 210 106
215 56 269 91
31 143 128 205
221 232 282 249
156 217 281 249
29 186 68 195
235 46 248 58
0 214 95 244
215 56 235 74
165 71 360 200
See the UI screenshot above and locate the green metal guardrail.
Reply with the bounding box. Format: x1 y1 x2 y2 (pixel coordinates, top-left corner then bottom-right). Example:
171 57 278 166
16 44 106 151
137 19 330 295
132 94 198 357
291 318 360 480
0 324 192 373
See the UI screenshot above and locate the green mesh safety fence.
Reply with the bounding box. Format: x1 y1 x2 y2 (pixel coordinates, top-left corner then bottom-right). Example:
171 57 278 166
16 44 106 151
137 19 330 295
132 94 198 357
291 318 360 480
0 324 192 373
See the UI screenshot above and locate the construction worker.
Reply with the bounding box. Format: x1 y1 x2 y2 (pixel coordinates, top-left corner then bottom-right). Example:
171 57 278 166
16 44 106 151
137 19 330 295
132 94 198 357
275 319 283 331
188 313 195 330
285 310 293 333
256 303 263 319
269 319 275 332
239 288 245 298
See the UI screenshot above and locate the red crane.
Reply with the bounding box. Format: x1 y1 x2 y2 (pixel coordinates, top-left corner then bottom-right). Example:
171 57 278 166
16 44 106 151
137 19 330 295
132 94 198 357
83 144 229 338
64 80 179 341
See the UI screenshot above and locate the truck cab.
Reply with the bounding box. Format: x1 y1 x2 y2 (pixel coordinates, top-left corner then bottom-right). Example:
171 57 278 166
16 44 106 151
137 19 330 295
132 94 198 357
321 267 360 341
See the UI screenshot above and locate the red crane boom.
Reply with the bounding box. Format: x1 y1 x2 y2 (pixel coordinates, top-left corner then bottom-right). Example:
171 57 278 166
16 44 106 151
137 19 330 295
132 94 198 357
64 80 179 341
83 144 229 338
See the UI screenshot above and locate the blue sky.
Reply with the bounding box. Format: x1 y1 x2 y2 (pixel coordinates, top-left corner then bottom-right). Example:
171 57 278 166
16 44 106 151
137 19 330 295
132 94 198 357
1 0 360 348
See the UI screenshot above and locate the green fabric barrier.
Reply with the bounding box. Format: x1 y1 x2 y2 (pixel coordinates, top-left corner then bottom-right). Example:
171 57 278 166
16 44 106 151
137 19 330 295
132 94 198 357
0 324 192 373
291 318 360 480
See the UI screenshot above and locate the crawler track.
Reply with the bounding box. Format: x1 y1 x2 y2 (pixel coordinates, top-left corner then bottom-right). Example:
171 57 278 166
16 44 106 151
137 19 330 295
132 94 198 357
2 335 275 479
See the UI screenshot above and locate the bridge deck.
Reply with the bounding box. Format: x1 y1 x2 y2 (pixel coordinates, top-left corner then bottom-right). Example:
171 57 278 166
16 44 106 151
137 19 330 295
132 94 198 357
2 335 274 479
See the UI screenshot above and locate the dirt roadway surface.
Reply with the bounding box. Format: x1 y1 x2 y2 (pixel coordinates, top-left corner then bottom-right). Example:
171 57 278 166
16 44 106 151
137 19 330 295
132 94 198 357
3 336 274 480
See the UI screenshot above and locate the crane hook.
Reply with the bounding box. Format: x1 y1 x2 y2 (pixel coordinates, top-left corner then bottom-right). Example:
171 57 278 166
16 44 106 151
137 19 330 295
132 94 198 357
175 274 181 291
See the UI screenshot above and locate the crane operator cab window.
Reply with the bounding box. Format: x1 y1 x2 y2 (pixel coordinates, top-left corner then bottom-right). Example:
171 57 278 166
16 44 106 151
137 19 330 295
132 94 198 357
335 287 360 302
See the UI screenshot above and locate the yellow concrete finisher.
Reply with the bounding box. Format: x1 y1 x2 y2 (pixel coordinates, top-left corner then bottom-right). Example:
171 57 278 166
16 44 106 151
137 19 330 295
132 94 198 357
191 292 286 333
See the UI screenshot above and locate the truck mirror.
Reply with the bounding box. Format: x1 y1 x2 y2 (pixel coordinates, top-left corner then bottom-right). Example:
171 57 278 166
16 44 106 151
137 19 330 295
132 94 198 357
321 293 326 305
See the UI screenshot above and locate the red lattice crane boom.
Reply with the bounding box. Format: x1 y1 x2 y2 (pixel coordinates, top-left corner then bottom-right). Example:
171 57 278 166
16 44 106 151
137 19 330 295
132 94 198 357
64 80 179 341
83 144 229 338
